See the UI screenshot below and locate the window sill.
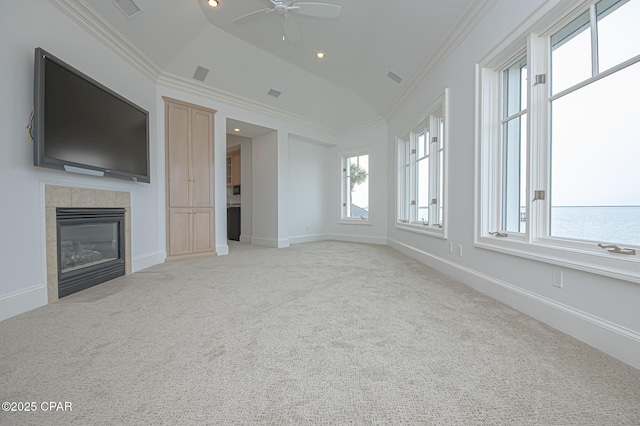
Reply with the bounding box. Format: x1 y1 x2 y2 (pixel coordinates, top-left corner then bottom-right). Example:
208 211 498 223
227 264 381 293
339 219 372 226
475 235 640 285
396 222 446 239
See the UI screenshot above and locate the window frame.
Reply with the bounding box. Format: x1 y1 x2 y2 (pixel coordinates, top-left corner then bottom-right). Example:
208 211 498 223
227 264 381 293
475 0 640 284
339 146 371 225
396 89 449 239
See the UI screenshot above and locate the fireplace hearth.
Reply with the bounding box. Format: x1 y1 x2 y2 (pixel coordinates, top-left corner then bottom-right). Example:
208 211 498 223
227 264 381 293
56 208 125 298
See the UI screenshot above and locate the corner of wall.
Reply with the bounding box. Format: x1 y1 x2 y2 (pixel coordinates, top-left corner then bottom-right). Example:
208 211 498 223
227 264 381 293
0 285 48 322
387 238 640 370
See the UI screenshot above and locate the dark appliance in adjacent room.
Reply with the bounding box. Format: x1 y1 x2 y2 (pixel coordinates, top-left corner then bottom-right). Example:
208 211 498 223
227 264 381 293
227 207 241 241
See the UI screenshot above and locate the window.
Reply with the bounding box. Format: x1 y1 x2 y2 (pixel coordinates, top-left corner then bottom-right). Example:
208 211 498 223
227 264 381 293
477 0 640 283
341 149 370 222
501 56 528 234
397 90 448 237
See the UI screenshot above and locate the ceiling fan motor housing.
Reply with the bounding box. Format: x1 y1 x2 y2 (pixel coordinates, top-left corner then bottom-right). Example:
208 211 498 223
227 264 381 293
272 1 293 14
234 0 341 42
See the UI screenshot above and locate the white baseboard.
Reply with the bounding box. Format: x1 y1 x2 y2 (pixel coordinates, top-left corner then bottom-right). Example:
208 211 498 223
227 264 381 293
0 285 48 321
327 233 388 245
132 252 165 272
387 238 640 370
289 234 327 245
283 233 389 246
251 237 281 248
239 235 251 244
277 238 290 248
216 244 229 256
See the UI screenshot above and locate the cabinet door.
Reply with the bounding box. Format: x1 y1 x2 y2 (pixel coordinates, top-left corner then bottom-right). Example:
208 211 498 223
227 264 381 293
191 109 214 208
166 103 190 208
168 208 192 256
192 208 214 253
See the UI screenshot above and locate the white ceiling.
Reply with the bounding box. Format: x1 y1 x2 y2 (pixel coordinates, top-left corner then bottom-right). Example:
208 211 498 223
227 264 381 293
83 0 481 129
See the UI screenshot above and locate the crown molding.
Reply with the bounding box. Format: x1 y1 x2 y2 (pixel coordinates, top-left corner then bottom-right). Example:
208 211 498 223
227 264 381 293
48 0 162 82
385 0 499 120
158 73 390 137
157 72 339 136
338 118 388 135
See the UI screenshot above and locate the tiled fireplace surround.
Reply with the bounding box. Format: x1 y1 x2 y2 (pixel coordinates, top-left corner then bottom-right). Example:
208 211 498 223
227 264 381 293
45 185 131 302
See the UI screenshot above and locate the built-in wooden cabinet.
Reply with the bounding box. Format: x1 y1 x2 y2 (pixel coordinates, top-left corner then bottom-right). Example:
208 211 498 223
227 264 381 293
227 149 241 186
164 97 216 261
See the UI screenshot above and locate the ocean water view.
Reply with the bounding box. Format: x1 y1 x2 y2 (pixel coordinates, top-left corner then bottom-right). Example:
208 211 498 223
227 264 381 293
550 206 640 247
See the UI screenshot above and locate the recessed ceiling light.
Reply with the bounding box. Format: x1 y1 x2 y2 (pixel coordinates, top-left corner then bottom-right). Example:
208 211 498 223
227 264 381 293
208 0 219 7
316 52 325 59
234 128 241 132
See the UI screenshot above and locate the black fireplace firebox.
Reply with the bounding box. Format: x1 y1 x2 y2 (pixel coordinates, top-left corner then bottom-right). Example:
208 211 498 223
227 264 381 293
56 208 125 298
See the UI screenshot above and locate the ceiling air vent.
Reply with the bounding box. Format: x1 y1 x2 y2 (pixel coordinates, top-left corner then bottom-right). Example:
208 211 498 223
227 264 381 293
387 71 403 84
267 89 281 98
193 66 210 82
112 0 143 19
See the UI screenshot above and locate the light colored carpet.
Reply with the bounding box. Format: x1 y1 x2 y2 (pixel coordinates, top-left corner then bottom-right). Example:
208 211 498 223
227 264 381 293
1 241 639 425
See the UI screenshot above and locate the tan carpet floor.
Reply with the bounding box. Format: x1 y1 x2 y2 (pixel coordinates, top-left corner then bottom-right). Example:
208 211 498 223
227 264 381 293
1 241 639 425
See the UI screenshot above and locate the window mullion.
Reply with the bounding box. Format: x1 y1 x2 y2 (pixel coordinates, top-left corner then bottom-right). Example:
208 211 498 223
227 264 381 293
409 134 417 223
589 4 599 77
527 33 551 241
397 141 401 221
428 115 438 227
342 158 348 218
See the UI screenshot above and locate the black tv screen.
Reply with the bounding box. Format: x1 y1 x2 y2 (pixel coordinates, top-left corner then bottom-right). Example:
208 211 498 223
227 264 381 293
33 48 150 183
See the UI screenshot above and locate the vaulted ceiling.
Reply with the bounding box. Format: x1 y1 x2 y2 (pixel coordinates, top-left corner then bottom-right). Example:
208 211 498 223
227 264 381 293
81 0 488 130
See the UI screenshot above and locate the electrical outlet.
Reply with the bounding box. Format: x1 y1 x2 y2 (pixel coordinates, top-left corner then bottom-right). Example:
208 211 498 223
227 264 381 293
553 270 563 288
448 242 453 254
458 244 463 257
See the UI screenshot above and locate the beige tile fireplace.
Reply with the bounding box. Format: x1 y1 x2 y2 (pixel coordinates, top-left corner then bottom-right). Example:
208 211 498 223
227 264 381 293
45 185 131 302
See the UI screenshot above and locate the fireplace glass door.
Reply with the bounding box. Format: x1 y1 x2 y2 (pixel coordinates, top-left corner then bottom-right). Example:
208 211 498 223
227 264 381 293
57 208 125 297
59 222 119 273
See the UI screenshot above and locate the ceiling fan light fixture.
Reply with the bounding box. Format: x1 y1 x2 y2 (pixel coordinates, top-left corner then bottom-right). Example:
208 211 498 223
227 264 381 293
207 0 219 7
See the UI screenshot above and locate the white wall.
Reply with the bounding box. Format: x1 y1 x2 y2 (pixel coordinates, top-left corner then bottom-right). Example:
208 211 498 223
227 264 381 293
385 0 640 368
287 136 331 243
252 131 280 247
326 122 389 245
240 139 253 242
0 0 161 319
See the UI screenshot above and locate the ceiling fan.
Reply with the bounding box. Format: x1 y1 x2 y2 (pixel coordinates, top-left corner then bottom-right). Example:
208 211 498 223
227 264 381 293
232 0 342 43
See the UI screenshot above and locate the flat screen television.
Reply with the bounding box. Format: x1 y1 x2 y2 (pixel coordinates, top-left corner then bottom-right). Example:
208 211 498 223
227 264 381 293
33 47 150 183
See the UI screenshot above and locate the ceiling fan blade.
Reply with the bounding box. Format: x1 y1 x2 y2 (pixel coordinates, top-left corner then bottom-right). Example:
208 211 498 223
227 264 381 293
232 8 272 25
280 14 301 43
292 3 341 18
